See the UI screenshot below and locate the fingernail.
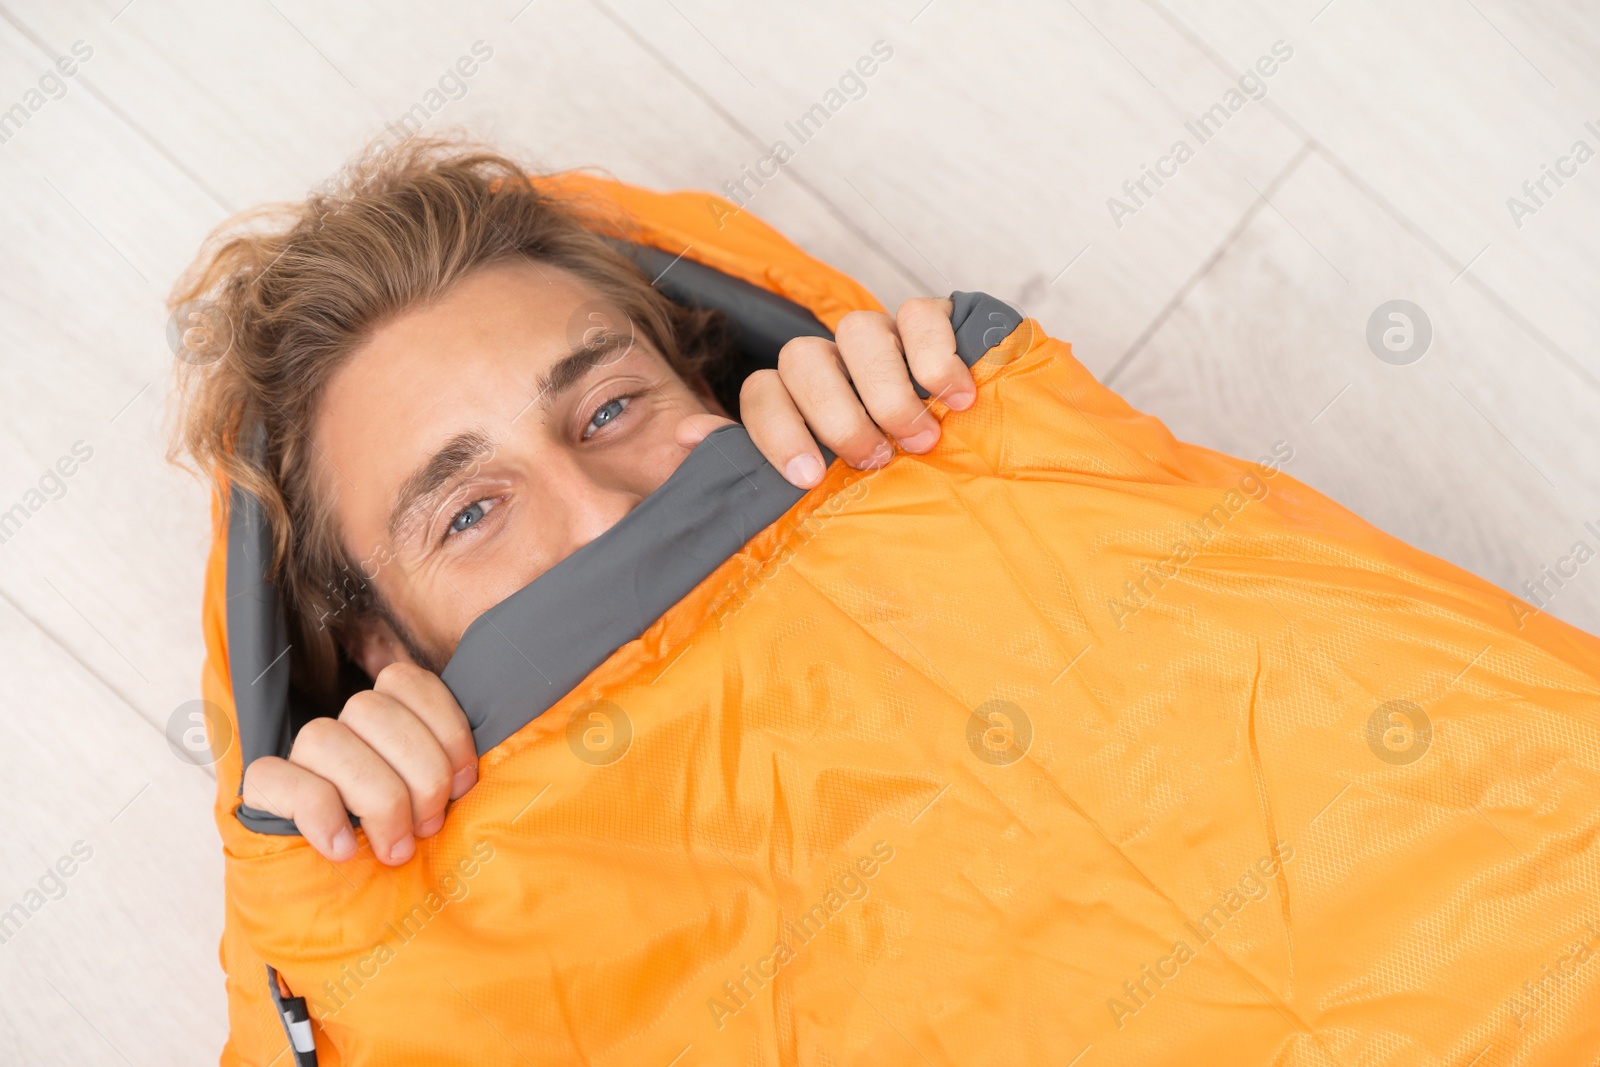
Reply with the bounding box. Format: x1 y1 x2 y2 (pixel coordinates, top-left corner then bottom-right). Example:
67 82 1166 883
947 389 975 411
785 454 824 487
329 826 356 861
899 428 939 453
867 442 894 467
418 813 446 837
450 765 478 800
388 836 415 865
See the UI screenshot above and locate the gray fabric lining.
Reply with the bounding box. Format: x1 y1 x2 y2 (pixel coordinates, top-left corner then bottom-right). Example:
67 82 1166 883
228 473 303 837
605 238 833 371
226 433 293 773
443 423 809 751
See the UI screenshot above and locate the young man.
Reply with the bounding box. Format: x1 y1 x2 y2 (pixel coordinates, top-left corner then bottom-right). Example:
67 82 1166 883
184 137 1600 1067
171 140 970 869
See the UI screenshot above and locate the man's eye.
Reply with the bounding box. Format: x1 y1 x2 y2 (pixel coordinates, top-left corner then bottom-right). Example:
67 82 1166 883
584 396 631 439
448 501 488 535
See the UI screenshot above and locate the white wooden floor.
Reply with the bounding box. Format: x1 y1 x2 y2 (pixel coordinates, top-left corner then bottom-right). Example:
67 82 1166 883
0 0 1595 1061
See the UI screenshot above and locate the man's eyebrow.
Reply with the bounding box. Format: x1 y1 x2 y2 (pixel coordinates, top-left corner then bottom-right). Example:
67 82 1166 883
385 337 639 542
532 334 636 408
387 429 496 543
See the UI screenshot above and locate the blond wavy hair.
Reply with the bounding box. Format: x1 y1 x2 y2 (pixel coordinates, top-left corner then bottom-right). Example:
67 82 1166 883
167 138 729 707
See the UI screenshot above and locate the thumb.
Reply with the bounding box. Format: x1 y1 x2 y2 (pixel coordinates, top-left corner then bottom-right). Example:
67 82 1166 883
676 412 736 449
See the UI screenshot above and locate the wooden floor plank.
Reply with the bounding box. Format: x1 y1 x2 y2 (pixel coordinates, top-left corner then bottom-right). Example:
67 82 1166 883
0 0 913 736
591 0 1311 372
0 4 1596 1061
0 17 221 740
1148 0 1600 387
0 598 225 1063
1114 146 1600 634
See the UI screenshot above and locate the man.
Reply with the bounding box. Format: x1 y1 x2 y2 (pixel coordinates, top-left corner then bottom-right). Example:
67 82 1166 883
186 138 1600 1067
171 140 968 869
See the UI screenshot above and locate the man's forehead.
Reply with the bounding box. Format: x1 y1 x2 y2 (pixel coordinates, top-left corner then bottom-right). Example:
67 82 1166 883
371 259 600 352
317 260 590 448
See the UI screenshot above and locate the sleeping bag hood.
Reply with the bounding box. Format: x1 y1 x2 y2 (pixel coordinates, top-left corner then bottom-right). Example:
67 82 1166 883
198 174 1600 1067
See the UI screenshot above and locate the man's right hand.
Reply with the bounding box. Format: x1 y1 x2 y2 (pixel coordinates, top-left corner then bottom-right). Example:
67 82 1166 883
240 662 478 865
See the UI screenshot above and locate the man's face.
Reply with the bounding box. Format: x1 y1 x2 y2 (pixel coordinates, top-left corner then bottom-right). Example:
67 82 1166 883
313 259 716 675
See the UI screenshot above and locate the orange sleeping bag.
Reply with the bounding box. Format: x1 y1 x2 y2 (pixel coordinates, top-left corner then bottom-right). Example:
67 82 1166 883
200 175 1600 1066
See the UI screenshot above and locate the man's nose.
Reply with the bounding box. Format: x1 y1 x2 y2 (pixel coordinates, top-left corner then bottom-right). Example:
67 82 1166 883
536 453 642 557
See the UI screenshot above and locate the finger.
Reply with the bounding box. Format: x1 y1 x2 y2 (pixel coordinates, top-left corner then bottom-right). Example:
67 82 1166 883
242 755 359 863
288 716 417 865
372 662 480 801
339 688 455 840
896 297 973 411
740 369 827 488
674 412 736 449
776 335 893 470
833 310 942 453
